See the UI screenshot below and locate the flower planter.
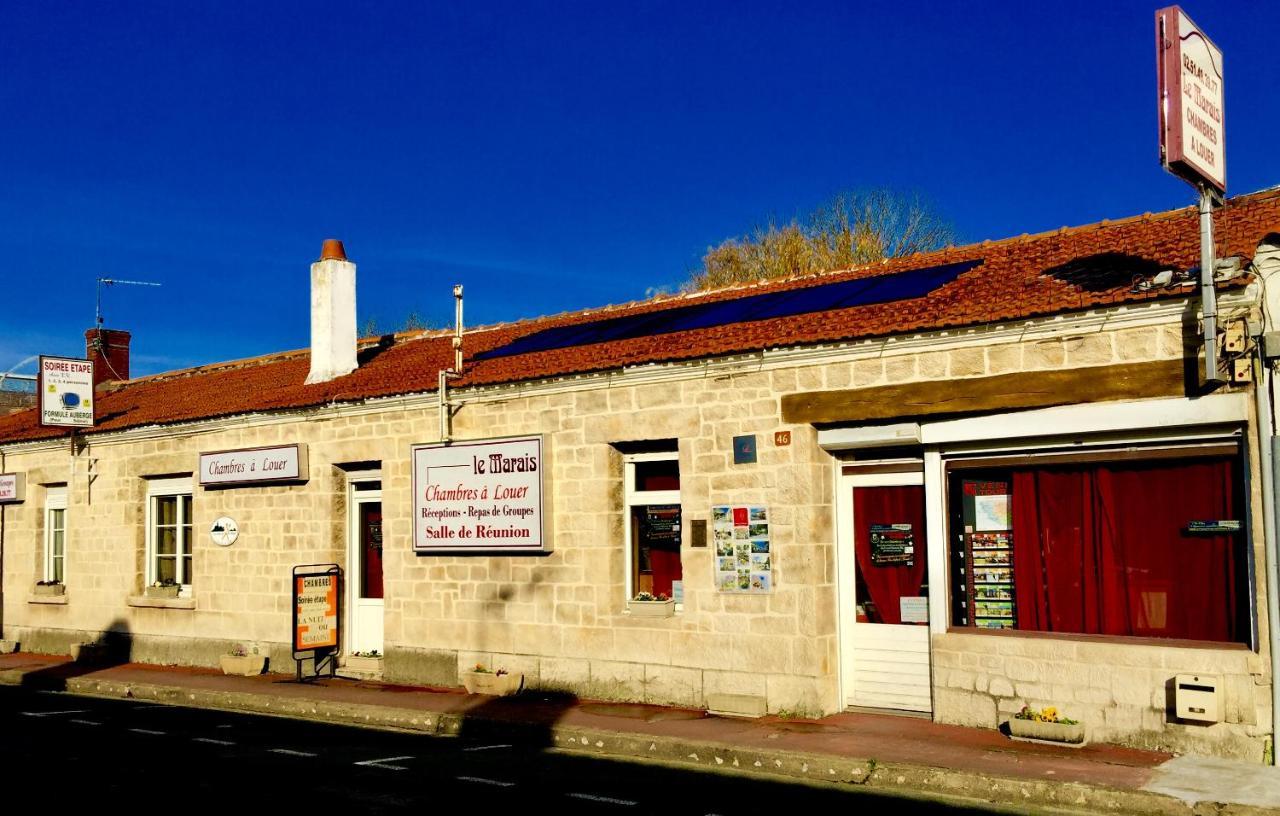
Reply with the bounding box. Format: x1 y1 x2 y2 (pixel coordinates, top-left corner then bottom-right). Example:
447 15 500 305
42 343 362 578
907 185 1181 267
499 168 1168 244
145 585 181 599
344 654 384 675
627 599 675 618
219 654 267 676
33 584 66 597
1008 717 1087 746
462 671 523 696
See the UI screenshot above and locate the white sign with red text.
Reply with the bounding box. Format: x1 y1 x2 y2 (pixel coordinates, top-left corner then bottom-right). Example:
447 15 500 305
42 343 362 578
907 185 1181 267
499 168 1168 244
1157 6 1225 192
39 356 95 428
0 473 25 503
199 444 308 486
412 435 548 554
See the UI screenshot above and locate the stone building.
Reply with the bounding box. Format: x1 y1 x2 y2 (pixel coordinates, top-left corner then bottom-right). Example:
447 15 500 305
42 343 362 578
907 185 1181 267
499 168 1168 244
3 190 1280 761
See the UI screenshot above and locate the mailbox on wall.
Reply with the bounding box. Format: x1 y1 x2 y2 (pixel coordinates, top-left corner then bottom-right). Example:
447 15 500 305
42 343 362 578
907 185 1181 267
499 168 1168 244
1174 674 1222 723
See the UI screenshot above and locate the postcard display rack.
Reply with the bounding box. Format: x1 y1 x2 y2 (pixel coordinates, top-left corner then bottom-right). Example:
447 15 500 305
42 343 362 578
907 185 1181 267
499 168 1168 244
711 505 773 593
957 479 1016 629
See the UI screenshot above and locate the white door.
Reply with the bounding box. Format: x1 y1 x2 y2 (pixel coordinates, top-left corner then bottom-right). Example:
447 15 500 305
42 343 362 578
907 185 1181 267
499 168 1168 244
837 468 933 713
347 479 384 655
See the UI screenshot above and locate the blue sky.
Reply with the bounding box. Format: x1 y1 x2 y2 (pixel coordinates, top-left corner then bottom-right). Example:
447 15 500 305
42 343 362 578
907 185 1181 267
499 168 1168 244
2 1 1276 377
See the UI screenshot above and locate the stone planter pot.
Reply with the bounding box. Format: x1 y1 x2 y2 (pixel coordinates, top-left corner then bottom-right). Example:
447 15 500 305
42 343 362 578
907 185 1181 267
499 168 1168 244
145 585 181 599
33 583 65 597
344 655 383 674
462 671 523 696
219 654 266 676
1008 717 1086 746
627 599 675 618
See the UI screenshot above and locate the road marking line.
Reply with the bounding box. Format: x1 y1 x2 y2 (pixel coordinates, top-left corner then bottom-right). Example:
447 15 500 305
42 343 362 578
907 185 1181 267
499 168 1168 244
567 793 637 806
20 710 90 718
69 719 102 726
463 743 513 752
193 738 236 746
355 756 413 771
130 728 166 736
457 776 515 787
271 749 318 757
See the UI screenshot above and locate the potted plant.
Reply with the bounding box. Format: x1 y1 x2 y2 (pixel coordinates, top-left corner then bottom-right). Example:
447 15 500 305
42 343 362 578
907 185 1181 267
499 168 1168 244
33 580 65 597
219 643 267 676
462 664 523 696
1008 705 1086 746
145 579 181 599
627 591 675 618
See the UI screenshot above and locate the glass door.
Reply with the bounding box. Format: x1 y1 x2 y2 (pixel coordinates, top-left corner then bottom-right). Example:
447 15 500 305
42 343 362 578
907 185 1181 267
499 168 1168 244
348 479 383 655
840 468 933 713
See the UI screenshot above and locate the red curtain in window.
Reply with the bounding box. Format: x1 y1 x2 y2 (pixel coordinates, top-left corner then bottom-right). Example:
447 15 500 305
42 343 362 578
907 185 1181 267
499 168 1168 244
1011 458 1238 642
853 485 927 624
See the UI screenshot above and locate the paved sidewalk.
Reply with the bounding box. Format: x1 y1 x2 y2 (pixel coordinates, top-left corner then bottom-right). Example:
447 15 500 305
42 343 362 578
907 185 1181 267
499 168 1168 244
1 651 1275 814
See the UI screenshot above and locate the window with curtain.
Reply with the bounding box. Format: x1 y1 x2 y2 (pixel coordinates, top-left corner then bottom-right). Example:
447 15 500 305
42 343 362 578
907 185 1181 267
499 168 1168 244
623 448 682 602
948 450 1248 644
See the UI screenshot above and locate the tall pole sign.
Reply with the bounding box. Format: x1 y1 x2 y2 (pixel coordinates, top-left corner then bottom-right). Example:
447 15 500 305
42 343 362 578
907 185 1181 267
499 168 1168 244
1156 5 1225 192
1156 6 1226 385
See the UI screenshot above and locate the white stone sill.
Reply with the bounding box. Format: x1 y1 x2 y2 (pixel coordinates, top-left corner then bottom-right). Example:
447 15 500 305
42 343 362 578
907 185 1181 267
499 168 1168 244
28 594 68 605
942 626 1251 652
127 595 196 610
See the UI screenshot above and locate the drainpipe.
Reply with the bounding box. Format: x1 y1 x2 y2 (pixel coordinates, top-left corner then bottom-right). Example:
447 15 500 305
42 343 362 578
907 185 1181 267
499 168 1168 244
1200 187 1224 385
437 285 465 443
1259 346 1280 765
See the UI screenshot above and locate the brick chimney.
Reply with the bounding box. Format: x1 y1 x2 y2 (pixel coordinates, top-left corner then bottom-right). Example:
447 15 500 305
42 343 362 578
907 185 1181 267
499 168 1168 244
85 328 131 387
305 239 358 384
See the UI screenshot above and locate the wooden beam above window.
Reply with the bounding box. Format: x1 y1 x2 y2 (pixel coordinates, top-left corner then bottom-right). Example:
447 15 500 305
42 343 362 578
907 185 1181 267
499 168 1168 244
782 358 1197 425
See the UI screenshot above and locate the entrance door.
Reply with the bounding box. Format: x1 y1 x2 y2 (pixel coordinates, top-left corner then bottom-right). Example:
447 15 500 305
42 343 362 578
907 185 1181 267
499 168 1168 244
348 479 383 655
839 469 932 713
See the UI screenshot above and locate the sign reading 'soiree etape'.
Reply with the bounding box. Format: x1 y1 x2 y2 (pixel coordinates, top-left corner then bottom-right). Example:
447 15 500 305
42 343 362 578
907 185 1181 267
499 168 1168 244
412 435 548 554
39 356 94 428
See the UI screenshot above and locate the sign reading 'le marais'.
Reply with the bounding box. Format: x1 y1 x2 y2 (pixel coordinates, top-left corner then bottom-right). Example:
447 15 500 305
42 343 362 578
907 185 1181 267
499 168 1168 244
412 435 548 554
39 356 95 428
1157 6 1225 192
198 444 308 486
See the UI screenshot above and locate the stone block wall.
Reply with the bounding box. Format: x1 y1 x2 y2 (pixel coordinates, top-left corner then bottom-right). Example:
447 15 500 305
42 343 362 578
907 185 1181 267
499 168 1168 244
932 632 1270 761
1 311 1271 748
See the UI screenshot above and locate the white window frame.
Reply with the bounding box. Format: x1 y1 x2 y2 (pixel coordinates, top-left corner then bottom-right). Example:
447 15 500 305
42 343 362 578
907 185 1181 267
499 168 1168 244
623 451 682 606
44 485 68 584
145 476 194 594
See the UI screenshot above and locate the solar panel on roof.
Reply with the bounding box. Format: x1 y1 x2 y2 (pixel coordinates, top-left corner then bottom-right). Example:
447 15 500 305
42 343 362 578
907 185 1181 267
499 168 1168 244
475 259 981 361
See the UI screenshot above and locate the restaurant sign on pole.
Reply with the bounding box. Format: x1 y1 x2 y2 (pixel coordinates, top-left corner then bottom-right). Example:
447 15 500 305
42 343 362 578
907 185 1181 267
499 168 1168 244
1156 5 1225 193
412 435 548 554
39 356 95 428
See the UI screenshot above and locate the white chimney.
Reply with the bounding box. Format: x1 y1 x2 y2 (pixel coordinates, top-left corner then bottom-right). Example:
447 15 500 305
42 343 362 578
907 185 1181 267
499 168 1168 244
305 238 358 384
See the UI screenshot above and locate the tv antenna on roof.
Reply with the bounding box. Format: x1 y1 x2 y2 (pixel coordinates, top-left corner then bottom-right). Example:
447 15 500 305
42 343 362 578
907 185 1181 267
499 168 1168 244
96 277 162 326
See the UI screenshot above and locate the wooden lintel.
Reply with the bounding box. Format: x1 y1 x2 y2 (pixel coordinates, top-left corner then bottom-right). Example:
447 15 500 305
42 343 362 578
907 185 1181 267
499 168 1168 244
781 358 1195 426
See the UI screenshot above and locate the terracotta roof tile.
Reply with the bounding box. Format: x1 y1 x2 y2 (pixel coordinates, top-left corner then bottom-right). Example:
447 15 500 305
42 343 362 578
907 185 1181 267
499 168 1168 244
3 188 1280 445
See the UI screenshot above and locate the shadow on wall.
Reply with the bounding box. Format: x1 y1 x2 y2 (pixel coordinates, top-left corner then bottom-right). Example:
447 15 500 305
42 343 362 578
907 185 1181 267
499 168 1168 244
20 618 133 692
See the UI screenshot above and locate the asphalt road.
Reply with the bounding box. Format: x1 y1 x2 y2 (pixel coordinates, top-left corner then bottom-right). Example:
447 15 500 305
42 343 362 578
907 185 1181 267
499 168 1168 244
0 686 1041 813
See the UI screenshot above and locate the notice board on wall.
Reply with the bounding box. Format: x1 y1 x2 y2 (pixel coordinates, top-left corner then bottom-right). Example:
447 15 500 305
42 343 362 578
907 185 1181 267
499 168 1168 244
711 505 772 593
960 480 1015 629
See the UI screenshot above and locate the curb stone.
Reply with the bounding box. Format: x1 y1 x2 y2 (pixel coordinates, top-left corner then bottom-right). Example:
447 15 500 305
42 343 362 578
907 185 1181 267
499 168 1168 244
0 670 1267 816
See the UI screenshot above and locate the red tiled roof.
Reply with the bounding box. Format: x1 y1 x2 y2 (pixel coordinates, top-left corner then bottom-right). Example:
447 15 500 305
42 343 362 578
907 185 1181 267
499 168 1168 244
3 188 1280 445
